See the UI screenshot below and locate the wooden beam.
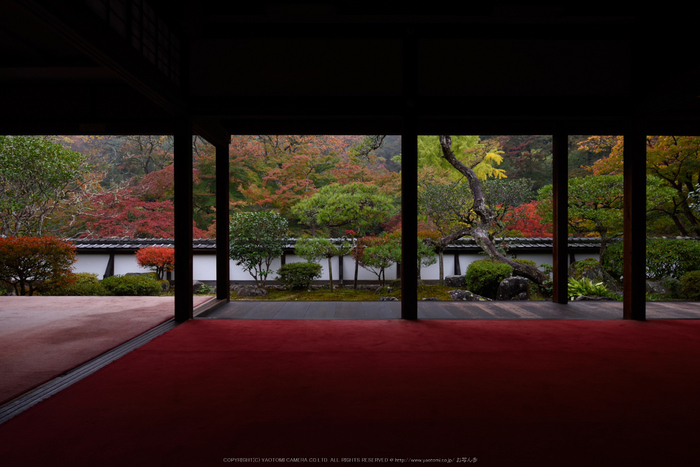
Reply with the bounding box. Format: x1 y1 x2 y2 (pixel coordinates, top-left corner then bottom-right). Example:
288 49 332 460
552 132 569 304
174 120 194 322
215 140 231 302
623 124 646 320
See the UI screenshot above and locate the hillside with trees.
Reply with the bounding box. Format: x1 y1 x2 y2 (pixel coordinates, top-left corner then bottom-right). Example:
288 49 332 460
4 132 696 247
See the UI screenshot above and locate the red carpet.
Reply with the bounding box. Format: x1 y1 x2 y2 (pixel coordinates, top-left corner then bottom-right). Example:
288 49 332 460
1 319 700 466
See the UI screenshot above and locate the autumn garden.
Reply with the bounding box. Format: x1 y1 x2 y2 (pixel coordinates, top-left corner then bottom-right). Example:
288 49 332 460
2 134 700 301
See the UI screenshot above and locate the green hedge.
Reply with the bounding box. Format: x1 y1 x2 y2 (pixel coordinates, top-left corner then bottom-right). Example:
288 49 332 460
48 272 107 296
602 238 700 280
101 274 162 296
276 262 323 290
680 271 700 300
465 259 513 299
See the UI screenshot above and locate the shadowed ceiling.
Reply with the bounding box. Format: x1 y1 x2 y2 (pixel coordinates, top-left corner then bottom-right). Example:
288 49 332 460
1 2 698 140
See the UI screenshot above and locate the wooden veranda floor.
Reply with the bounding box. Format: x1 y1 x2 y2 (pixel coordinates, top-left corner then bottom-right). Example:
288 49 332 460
199 299 700 320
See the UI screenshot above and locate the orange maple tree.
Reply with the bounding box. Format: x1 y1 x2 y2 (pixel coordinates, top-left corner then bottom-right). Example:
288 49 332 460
0 236 76 296
135 246 175 280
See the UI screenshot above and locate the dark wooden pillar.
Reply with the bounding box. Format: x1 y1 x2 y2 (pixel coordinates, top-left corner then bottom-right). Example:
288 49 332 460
174 120 194 322
623 124 646 320
552 132 569 304
215 140 230 301
401 29 418 320
338 254 344 285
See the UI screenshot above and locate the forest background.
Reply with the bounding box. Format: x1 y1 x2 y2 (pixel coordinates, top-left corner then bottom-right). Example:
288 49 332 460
2 134 700 243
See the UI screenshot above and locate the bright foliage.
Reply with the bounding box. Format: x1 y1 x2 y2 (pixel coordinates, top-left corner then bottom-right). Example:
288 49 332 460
135 246 175 280
580 135 700 236
418 135 506 180
501 201 552 238
0 236 76 296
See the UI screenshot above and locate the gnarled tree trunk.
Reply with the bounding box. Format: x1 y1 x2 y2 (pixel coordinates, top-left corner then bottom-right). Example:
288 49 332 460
438 135 548 285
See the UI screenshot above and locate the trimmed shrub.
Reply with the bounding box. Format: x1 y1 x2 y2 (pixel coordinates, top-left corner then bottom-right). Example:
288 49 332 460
101 274 162 296
45 272 107 296
465 259 513 299
276 262 323 290
680 270 700 300
663 278 682 299
603 238 700 280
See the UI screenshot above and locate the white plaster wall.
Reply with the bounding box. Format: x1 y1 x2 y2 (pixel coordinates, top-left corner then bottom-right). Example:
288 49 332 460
72 251 599 282
114 255 150 276
72 254 110 279
193 255 217 281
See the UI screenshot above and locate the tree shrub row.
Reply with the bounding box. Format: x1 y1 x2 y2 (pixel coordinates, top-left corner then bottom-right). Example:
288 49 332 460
602 238 700 280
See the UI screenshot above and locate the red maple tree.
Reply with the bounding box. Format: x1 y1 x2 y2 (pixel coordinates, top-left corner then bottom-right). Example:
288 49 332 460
135 246 175 279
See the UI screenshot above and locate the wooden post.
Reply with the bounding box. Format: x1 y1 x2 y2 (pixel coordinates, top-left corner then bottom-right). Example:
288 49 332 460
215 140 230 301
174 120 194 322
552 132 569 304
401 129 418 319
623 124 646 320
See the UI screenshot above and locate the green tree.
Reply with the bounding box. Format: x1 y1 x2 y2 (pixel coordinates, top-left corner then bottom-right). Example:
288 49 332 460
537 174 675 258
291 182 397 288
355 233 402 286
0 136 89 236
294 237 352 291
229 212 289 288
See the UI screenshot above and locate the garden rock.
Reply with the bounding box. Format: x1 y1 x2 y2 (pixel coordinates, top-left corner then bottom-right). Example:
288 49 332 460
234 286 268 297
496 276 529 300
421 297 440 301
444 275 466 287
646 280 671 295
378 296 398 301
568 259 622 294
448 290 492 301
192 281 206 294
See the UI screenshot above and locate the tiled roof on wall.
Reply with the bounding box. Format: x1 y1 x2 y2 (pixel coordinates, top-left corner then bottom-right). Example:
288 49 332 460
67 236 700 253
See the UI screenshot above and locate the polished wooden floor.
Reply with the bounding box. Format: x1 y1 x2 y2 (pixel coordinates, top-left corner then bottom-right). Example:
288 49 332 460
199 300 700 320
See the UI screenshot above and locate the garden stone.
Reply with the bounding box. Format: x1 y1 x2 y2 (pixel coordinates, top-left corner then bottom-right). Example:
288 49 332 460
444 275 466 287
421 297 440 301
448 290 492 301
646 280 670 295
192 281 205 294
496 276 529 300
378 296 398 301
235 286 268 297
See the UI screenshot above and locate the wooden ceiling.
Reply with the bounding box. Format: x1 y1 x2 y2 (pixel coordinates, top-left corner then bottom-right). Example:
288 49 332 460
2 1 699 141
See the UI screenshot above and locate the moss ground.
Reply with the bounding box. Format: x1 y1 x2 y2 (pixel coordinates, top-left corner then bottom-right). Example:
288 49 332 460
230 284 457 301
